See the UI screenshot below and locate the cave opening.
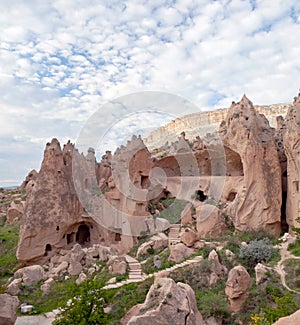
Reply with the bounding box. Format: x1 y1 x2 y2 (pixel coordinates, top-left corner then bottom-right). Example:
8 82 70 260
76 224 90 245
196 190 207 202
44 244 52 256
227 192 237 202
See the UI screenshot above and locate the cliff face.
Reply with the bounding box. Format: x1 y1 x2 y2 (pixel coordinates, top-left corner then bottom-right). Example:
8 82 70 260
145 103 291 149
283 92 300 229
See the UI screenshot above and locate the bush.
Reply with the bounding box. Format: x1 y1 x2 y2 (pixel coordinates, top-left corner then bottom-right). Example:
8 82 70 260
239 238 274 268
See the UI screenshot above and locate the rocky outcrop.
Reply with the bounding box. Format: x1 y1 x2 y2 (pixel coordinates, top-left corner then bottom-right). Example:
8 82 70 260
123 277 204 325
0 294 19 325
136 233 168 258
168 243 194 263
225 265 250 312
14 265 45 287
272 309 300 325
19 169 38 192
16 139 133 263
220 96 282 236
283 91 300 230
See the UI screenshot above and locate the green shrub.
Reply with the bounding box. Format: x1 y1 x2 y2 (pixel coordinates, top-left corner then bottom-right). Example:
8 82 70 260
53 279 109 325
239 238 274 268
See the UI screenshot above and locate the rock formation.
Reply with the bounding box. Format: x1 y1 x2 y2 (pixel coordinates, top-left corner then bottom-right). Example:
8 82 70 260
0 294 19 325
123 277 204 325
219 95 282 236
225 265 250 312
283 91 300 230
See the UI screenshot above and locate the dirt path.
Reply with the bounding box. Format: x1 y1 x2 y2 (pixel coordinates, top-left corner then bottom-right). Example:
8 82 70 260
274 237 300 294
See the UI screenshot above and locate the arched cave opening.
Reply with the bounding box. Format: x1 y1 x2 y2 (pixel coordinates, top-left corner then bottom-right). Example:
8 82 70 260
196 190 207 202
76 224 90 245
281 170 289 234
225 147 244 176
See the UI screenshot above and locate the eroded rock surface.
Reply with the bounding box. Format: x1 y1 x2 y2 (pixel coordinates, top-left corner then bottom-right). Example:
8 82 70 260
123 277 204 325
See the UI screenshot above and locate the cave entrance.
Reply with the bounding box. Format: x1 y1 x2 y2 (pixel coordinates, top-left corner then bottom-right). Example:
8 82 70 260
76 225 90 245
281 171 289 234
196 190 207 202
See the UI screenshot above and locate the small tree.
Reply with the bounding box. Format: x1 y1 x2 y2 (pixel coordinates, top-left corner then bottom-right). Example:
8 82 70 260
53 278 109 325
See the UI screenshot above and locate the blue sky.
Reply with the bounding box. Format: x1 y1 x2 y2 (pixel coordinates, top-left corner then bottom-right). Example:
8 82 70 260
1 0 300 187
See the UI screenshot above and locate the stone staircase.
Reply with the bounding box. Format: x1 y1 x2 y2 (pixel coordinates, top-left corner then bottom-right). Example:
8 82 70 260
125 255 142 281
168 224 181 246
102 255 203 290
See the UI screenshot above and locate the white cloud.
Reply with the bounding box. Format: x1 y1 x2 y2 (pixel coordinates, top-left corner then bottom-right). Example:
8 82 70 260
0 0 300 185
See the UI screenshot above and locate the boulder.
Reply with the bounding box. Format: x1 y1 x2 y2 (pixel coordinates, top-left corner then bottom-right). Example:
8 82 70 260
52 261 69 276
255 263 269 285
272 308 300 325
153 255 162 269
208 250 228 278
14 265 45 286
225 265 250 312
98 245 113 261
0 294 19 325
123 277 204 325
107 256 127 275
168 243 194 263
68 261 83 276
136 233 168 258
196 205 228 238
6 202 24 224
180 227 198 247
76 272 87 285
181 203 194 225
40 278 55 294
6 278 22 296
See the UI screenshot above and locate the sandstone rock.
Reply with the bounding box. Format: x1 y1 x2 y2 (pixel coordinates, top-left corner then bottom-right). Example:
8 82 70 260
220 96 282 236
136 233 168 258
88 267 96 275
76 272 87 285
68 261 83 276
181 203 194 225
208 250 228 277
19 169 38 192
107 256 127 275
0 294 19 325
98 245 113 261
14 265 45 286
6 202 24 224
225 265 250 312
168 243 194 263
123 277 204 325
153 255 162 269
40 278 55 294
6 278 22 295
283 91 300 230
180 227 198 247
196 205 228 238
254 263 269 285
52 261 69 276
272 308 300 325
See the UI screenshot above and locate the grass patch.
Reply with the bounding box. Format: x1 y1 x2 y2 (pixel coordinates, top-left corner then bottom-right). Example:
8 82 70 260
159 198 189 224
141 248 175 274
288 238 300 257
0 221 20 286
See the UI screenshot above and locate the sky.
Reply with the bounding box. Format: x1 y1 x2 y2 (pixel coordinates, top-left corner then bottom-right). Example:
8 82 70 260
0 0 300 187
